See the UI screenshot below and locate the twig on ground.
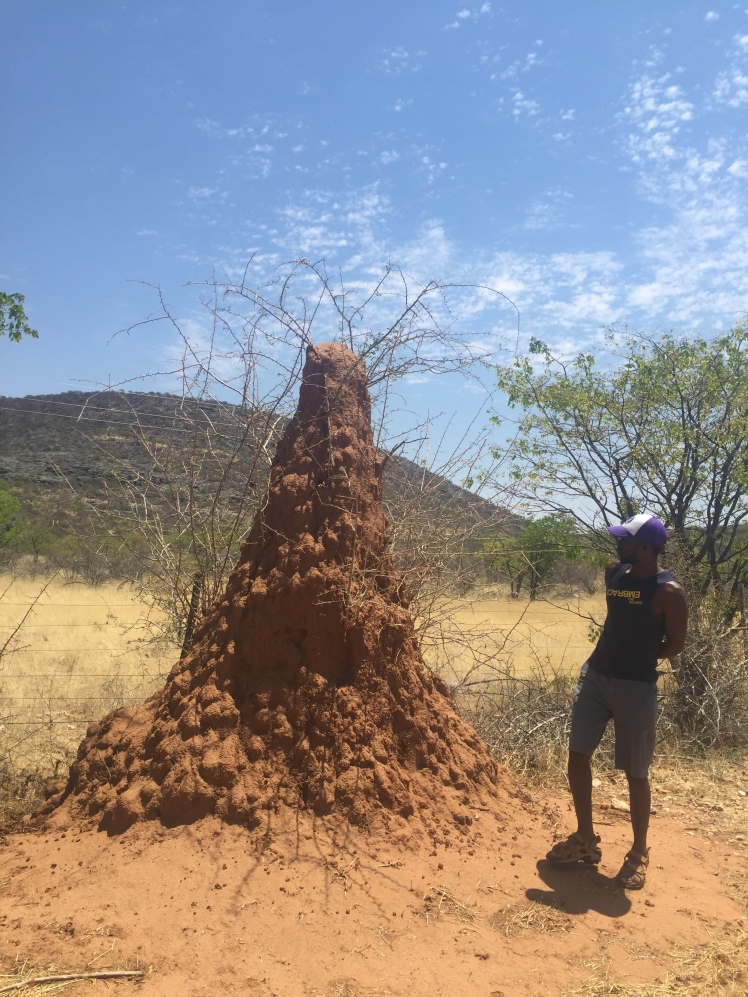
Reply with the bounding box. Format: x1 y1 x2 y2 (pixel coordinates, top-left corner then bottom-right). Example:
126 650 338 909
0 970 144 994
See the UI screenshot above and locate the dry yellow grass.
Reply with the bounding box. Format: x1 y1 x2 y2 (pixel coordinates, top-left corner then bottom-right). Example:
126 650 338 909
0 575 600 786
420 588 604 684
564 930 748 996
0 573 177 779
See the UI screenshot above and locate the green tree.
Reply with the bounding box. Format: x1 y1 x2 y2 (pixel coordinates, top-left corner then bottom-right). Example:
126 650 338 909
485 514 584 599
493 322 748 594
0 292 38 342
0 481 21 552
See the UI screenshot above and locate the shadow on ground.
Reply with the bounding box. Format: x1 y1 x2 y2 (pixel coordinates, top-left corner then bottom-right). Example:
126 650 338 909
526 859 632 917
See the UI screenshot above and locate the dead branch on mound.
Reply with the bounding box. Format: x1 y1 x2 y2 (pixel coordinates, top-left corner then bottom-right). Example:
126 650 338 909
64 260 521 662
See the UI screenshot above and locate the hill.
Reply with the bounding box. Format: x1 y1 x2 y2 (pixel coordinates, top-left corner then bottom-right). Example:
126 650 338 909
0 391 520 601
0 390 516 523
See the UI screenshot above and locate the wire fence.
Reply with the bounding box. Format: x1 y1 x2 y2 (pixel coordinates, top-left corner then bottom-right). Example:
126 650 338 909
0 576 602 779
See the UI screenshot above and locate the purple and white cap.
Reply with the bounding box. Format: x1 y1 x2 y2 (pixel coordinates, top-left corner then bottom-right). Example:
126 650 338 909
607 513 668 546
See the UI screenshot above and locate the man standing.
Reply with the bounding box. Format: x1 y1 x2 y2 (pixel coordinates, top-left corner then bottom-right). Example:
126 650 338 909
547 514 688 889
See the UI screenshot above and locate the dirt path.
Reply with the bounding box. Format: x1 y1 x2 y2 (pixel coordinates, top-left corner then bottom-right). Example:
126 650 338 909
1 784 745 997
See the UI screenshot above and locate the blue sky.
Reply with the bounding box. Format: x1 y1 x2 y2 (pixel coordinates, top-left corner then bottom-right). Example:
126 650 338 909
3 2 748 429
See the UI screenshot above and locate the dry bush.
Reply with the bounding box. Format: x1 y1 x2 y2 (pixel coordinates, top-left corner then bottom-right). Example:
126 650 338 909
662 602 748 751
455 660 576 780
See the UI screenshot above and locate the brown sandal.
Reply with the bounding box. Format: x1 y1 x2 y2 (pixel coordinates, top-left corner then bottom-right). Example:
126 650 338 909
617 848 649 889
546 832 602 865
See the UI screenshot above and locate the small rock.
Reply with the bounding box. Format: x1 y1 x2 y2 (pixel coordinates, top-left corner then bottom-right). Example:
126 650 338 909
591 778 601 788
611 798 629 812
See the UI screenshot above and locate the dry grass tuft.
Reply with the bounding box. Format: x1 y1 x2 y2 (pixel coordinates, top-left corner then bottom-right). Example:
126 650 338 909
419 884 480 925
0 961 76 995
491 899 572 937
565 930 748 996
308 983 396 997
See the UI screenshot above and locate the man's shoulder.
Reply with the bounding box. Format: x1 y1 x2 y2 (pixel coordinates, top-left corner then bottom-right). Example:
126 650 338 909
660 576 686 595
604 560 622 583
657 574 687 605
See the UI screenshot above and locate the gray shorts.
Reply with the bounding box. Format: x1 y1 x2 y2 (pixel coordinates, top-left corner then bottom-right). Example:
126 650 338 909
569 662 657 779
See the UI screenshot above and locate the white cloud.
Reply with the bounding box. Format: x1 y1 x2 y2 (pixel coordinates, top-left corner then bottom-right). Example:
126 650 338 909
714 68 748 106
380 47 425 73
523 190 573 231
713 33 748 106
622 73 694 167
445 3 491 28
727 159 748 177
137 228 158 237
499 51 541 80
418 155 448 183
378 150 400 164
512 90 539 118
705 11 720 20
616 53 748 328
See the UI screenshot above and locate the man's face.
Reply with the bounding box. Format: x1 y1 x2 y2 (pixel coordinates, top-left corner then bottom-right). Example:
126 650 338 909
615 536 641 564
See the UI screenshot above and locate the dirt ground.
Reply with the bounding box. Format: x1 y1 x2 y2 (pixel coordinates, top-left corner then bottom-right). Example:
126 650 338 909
1 765 746 997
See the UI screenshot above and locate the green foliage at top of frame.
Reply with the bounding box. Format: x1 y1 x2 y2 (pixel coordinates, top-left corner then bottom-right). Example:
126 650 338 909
0 292 38 343
491 319 748 593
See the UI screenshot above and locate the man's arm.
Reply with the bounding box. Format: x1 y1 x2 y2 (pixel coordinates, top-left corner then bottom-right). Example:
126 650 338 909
657 581 688 659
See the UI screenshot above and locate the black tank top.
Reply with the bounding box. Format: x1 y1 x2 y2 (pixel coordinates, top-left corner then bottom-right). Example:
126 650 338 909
588 562 678 683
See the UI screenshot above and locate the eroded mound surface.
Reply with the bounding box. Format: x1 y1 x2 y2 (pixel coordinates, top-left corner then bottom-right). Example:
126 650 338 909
50 342 513 840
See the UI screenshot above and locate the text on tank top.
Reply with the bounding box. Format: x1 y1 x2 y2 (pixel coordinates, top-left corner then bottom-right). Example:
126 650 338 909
588 562 677 683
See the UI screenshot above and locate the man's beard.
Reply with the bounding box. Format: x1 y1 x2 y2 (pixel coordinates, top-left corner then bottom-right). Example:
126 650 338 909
619 549 638 565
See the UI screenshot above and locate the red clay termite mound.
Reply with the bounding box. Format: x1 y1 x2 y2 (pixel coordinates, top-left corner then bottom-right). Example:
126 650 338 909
51 343 513 840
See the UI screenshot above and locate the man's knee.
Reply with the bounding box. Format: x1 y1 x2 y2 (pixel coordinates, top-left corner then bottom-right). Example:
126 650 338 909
568 750 591 771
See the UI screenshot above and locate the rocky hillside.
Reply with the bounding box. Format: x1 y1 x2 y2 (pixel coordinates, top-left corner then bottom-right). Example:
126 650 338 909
0 390 517 532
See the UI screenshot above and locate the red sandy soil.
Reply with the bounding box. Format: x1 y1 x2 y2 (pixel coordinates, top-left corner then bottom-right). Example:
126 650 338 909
1 787 745 996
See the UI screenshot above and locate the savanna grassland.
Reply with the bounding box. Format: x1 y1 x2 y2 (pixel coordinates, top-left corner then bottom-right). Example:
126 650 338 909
0 573 176 818
0 573 603 818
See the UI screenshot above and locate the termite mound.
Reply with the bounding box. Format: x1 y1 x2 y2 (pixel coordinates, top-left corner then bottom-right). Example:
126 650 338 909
49 342 515 842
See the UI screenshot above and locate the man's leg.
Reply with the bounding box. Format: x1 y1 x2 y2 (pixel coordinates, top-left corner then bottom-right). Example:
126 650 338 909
547 664 607 862
626 773 650 855
568 750 596 842
612 680 656 888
